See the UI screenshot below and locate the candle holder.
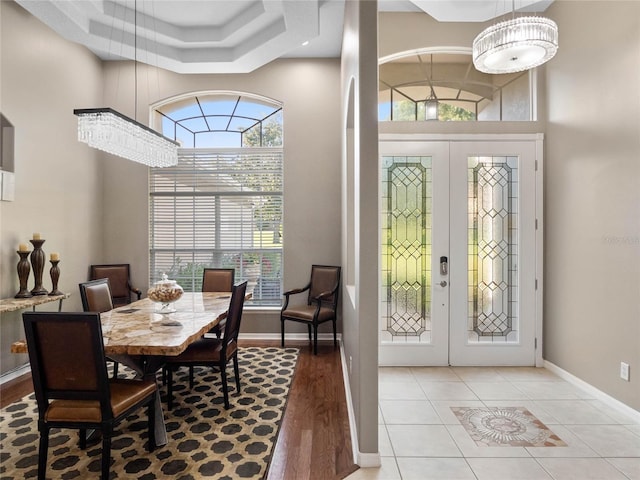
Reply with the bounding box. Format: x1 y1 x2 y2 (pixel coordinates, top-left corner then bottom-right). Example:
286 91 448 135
29 238 48 296
15 251 32 298
49 260 63 296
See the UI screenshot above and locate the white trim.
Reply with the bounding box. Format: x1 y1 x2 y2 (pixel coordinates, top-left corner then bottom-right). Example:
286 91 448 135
544 360 640 423
534 136 544 367
379 133 545 143
0 363 31 385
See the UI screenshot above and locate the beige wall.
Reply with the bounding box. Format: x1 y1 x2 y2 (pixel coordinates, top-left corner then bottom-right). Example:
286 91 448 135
0 1 105 373
543 1 640 411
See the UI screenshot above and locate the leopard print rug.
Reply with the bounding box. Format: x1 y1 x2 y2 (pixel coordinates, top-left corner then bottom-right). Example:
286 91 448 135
0 346 299 479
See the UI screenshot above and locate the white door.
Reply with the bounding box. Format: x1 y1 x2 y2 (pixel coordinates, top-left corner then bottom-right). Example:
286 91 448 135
379 137 542 366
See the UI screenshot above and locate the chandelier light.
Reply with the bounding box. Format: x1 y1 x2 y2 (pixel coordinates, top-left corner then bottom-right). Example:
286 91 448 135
425 89 439 121
472 14 558 74
74 108 178 168
74 1 178 167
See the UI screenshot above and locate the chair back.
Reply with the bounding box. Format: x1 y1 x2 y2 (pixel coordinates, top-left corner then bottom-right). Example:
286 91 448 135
79 278 114 313
90 264 133 306
22 312 112 419
308 265 341 309
222 281 248 347
202 268 235 293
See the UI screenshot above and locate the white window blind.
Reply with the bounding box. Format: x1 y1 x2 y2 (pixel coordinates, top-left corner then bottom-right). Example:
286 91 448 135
150 148 283 306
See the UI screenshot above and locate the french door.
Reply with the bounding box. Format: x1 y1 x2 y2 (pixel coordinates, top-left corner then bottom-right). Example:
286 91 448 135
379 136 543 366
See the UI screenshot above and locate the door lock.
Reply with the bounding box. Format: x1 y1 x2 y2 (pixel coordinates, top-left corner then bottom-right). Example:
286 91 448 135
440 256 448 276
440 280 448 287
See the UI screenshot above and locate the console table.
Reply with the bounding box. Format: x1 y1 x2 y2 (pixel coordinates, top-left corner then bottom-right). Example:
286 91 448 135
1 294 70 354
0 293 69 314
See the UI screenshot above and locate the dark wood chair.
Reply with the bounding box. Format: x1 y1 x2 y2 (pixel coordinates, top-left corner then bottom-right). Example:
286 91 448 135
281 265 341 355
202 268 235 338
79 278 121 377
165 281 248 410
22 311 157 480
90 264 141 307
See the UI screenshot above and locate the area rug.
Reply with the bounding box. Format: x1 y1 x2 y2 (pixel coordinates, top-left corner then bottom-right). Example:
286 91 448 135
451 406 566 447
0 346 299 479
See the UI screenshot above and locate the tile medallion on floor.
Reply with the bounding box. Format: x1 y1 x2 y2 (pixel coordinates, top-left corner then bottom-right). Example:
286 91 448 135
447 424 532 458
451 406 566 447
386 424 462 457
524 425 598 458
396 457 477 480
536 457 630 480
431 400 486 424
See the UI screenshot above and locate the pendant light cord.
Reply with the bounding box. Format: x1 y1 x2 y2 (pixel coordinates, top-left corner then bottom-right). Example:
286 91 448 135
134 0 138 122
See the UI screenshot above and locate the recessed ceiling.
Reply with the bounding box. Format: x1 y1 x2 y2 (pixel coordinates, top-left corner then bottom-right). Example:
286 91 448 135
16 0 553 74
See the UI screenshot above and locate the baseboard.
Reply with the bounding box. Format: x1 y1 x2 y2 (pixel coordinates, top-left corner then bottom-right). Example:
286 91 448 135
0 363 31 385
357 452 382 468
238 332 341 341
544 360 640 423
339 341 382 469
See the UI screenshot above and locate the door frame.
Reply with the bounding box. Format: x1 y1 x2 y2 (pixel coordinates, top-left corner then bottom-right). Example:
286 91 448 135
378 133 544 367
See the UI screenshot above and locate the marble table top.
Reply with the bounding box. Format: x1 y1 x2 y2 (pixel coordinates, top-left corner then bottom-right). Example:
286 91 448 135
101 292 232 356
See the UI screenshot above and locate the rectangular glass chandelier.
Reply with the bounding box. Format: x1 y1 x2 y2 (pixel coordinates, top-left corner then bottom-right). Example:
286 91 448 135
74 108 179 168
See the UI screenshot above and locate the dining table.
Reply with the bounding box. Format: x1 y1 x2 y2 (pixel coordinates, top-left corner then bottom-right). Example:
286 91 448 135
10 291 237 446
100 291 234 446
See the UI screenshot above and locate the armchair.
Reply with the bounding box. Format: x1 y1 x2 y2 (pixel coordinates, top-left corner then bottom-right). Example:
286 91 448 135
280 265 341 355
89 264 141 307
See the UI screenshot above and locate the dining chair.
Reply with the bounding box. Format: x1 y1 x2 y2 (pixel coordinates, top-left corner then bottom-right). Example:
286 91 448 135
202 268 235 339
79 278 118 377
165 280 248 410
89 263 141 307
280 265 341 355
22 311 157 480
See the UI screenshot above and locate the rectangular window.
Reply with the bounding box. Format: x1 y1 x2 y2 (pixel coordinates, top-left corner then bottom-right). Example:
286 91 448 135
149 148 283 306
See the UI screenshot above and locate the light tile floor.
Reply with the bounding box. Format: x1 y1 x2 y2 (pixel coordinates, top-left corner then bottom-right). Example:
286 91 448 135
345 366 640 480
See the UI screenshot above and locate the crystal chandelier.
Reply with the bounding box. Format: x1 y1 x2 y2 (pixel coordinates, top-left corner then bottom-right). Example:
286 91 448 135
74 1 178 168
472 13 558 74
74 108 178 168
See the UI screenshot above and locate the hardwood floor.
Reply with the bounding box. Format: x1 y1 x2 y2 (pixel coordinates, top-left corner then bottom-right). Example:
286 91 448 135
0 339 359 480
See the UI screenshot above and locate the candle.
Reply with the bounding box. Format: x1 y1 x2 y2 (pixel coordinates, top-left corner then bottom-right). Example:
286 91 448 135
32 233 41 240
50 252 59 261
18 243 29 252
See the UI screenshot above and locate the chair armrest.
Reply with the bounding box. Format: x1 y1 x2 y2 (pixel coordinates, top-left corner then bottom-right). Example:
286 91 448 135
313 290 333 301
282 283 311 311
128 283 142 300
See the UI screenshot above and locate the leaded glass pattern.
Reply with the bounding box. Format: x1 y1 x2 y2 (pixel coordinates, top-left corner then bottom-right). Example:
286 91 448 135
468 156 519 343
381 156 432 343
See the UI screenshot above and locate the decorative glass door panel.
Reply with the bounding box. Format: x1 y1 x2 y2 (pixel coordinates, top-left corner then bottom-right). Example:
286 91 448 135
383 156 431 340
380 138 541 367
468 156 518 343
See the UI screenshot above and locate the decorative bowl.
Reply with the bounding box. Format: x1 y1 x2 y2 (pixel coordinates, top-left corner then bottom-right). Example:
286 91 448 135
147 273 183 313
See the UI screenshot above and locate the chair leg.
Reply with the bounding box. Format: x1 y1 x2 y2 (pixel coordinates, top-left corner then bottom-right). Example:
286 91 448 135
37 425 49 480
147 401 156 452
307 324 312 342
333 318 337 348
313 324 318 355
280 318 285 347
113 361 119 378
220 363 230 409
233 355 241 394
101 429 112 480
79 429 87 449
